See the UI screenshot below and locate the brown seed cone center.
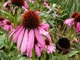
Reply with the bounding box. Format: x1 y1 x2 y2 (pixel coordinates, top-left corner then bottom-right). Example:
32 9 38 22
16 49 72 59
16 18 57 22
11 0 24 6
21 10 40 29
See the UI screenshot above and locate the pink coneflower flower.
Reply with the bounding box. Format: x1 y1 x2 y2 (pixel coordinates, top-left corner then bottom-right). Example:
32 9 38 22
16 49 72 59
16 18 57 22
43 1 50 9
2 20 14 31
64 12 80 32
3 0 28 10
45 39 55 54
0 17 14 31
29 0 34 3
8 10 52 57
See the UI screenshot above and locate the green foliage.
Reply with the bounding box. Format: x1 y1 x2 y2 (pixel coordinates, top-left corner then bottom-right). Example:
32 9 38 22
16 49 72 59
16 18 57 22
0 0 80 60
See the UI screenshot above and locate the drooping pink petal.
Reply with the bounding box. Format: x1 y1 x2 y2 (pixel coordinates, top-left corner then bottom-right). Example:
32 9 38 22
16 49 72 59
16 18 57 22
17 28 25 50
2 19 9 24
8 25 21 40
35 29 45 48
39 27 51 42
46 43 55 54
9 25 13 30
13 27 23 43
64 18 74 27
9 25 21 34
35 44 41 57
23 0 28 8
76 22 80 32
40 23 49 31
3 25 9 31
28 50 32 58
27 29 34 57
3 1 11 8
21 29 28 55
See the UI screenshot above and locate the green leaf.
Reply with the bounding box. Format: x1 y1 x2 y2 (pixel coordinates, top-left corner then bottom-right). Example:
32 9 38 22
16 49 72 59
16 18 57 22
67 50 79 57
0 34 6 49
0 50 8 60
0 10 14 21
48 20 55 27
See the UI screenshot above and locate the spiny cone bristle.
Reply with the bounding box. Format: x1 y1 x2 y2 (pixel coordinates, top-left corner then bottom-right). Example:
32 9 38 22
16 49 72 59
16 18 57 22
11 0 24 6
45 39 50 45
74 14 80 22
71 12 79 18
21 10 40 29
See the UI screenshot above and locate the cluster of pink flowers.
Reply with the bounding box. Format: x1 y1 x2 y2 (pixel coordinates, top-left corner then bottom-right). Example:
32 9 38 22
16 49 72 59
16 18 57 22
64 12 80 32
0 17 14 31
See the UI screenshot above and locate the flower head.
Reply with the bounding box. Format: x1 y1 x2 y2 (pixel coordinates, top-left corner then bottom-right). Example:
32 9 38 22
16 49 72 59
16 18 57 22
71 12 79 18
45 39 55 54
9 10 52 57
11 0 24 6
56 38 71 54
74 14 80 22
3 0 28 10
3 20 14 31
64 12 80 32
21 10 40 29
0 17 13 31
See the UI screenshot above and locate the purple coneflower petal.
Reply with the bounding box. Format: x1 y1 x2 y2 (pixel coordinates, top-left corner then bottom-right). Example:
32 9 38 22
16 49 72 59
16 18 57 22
13 27 23 43
28 50 32 58
3 1 11 8
76 22 80 32
35 44 41 57
8 25 21 40
23 0 28 8
27 29 34 57
3 25 9 31
46 43 55 54
2 19 9 24
21 29 28 55
39 27 51 42
64 18 74 27
10 25 13 30
17 28 25 50
35 29 45 48
40 23 49 31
